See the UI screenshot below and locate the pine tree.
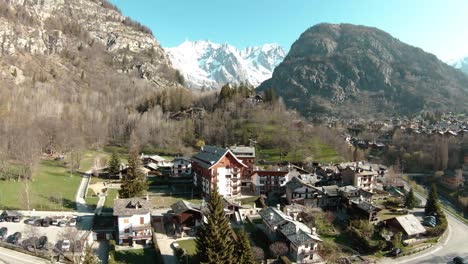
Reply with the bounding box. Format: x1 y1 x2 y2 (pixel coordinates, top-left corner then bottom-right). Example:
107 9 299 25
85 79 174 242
119 137 147 198
195 187 235 264
108 150 120 178
425 184 440 216
265 88 276 104
405 188 416 209
235 230 254 264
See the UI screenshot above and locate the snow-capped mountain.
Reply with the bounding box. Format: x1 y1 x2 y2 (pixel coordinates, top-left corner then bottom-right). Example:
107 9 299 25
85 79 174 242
165 40 285 90
447 56 468 75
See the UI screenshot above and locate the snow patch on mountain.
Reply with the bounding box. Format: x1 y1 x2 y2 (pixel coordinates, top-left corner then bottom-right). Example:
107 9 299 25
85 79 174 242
165 40 285 90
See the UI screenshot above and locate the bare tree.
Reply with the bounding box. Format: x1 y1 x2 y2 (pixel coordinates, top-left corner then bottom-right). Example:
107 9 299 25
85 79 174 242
269 241 288 259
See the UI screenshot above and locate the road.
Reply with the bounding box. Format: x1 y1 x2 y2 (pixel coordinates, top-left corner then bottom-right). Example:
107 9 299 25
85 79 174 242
0 246 47 264
380 183 468 263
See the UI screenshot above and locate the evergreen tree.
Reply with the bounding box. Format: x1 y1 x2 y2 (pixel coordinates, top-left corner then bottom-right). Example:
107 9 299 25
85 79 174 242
405 188 416 209
108 150 120 178
195 187 235 264
219 84 232 102
235 230 254 264
119 137 147 198
83 244 100 264
265 88 276 104
425 184 440 216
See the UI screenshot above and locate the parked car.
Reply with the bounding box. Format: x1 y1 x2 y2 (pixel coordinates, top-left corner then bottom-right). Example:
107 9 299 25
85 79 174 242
172 241 180 249
69 218 77 227
0 217 4 222
0 227 7 239
453 257 465 264
7 232 22 244
41 218 51 227
12 216 22 223
24 218 37 225
391 248 402 256
36 236 48 250
61 240 71 251
58 220 67 227
51 219 59 226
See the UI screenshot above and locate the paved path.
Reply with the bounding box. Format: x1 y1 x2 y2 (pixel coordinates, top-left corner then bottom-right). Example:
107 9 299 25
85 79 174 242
93 240 109 264
76 172 92 213
153 220 177 264
0 246 47 264
94 194 106 215
379 183 468 263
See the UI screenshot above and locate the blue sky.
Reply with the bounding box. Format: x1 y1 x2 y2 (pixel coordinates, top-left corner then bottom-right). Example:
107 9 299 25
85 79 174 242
109 0 468 61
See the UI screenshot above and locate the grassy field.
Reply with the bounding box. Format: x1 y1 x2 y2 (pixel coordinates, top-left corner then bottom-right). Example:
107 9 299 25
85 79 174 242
0 159 82 211
114 248 158 264
103 189 119 212
257 138 343 164
178 239 197 255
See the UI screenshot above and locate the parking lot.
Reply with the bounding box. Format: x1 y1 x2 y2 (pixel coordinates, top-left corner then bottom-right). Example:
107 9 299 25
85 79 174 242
0 213 93 257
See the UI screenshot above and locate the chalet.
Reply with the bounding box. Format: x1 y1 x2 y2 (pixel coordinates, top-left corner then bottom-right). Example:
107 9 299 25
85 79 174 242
113 198 152 246
285 175 325 208
229 145 255 183
192 145 247 197
349 200 380 222
251 170 289 196
340 163 378 192
171 200 202 236
387 214 426 239
140 154 166 165
260 207 323 263
321 185 341 209
172 157 192 177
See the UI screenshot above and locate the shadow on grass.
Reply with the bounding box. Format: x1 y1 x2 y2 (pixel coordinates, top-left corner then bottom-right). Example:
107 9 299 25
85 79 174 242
37 194 77 211
114 247 157 264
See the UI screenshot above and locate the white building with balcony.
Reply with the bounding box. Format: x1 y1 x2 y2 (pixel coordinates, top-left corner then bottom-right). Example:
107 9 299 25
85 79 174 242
113 198 152 246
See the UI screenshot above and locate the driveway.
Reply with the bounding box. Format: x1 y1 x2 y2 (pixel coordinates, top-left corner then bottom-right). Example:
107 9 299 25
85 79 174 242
153 218 177 264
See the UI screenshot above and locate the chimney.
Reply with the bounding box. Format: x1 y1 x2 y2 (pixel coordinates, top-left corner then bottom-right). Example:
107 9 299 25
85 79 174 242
276 204 281 211
269 212 274 220
312 227 317 236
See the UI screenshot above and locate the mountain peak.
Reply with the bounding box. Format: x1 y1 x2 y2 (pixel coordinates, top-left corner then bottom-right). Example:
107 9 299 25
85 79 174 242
258 23 468 117
166 41 285 89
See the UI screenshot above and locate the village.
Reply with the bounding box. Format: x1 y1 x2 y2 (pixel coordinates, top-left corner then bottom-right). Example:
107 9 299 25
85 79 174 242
0 142 453 263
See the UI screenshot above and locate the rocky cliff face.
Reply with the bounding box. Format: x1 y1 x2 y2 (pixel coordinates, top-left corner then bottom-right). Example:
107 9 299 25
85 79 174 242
0 0 180 87
258 23 468 117
166 40 285 89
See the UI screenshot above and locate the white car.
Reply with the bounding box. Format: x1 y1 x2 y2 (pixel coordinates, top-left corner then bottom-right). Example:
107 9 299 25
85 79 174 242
58 220 67 227
69 218 77 227
61 240 71 251
51 219 58 226
172 242 180 249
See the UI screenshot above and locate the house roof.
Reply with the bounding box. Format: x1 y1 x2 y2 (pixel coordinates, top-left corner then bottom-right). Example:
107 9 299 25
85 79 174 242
279 221 322 246
352 201 380 213
322 185 339 197
192 145 247 169
171 200 201 215
339 185 359 193
229 145 255 158
251 170 289 177
113 198 151 216
259 207 291 227
141 154 166 162
393 214 426 236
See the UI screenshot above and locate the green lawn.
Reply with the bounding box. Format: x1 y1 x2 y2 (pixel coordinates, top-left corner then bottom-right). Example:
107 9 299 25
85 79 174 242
178 239 197 255
103 189 119 212
114 248 158 264
85 196 99 210
0 159 81 211
258 138 343 164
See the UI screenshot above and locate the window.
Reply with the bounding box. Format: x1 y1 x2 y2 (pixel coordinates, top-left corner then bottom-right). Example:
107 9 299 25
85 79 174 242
124 228 130 233
140 217 144 225
123 218 129 224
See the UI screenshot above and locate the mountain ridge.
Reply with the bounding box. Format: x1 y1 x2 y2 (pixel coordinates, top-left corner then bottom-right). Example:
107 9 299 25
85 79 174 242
258 23 468 117
165 40 285 89
448 56 468 75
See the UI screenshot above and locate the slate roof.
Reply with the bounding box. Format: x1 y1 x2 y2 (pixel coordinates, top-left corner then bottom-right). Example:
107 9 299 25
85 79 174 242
192 145 228 169
113 198 151 216
171 200 201 215
339 185 359 193
322 185 339 197
279 221 322 246
229 145 255 158
394 214 426 236
259 207 291 227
